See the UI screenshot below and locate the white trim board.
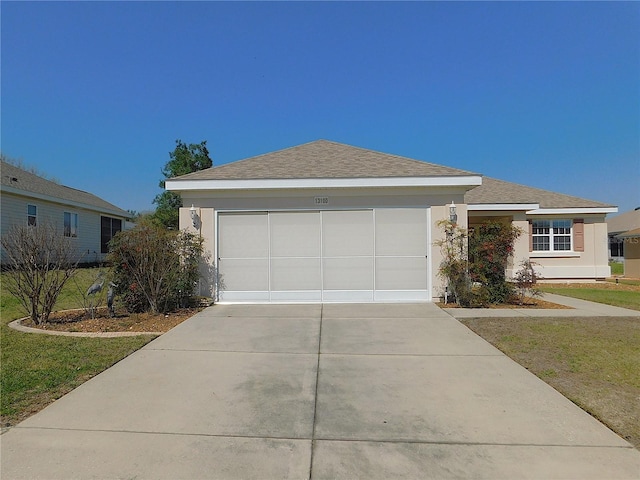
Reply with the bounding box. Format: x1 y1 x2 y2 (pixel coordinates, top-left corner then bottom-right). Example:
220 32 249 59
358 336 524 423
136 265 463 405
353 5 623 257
166 175 483 191
527 207 618 215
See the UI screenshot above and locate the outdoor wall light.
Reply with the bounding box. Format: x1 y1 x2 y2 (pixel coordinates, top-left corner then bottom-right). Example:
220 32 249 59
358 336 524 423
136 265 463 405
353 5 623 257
190 204 198 228
449 201 458 224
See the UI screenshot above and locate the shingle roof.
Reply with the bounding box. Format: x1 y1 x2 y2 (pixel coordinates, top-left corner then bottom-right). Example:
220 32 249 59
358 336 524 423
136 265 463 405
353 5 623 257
172 139 478 181
465 176 615 209
617 227 640 238
1 161 129 217
606 209 640 234
169 139 614 210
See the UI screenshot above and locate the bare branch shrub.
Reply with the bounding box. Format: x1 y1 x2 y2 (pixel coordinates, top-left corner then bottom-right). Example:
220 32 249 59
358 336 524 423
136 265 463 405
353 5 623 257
511 259 543 305
434 220 474 306
1 221 81 324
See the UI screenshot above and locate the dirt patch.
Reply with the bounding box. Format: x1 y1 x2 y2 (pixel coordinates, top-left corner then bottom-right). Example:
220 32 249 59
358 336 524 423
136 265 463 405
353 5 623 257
21 308 201 333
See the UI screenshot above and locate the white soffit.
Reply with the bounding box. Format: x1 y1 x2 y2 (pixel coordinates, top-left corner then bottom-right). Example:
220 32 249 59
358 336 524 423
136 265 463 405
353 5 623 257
468 203 539 211
527 207 618 215
165 176 483 191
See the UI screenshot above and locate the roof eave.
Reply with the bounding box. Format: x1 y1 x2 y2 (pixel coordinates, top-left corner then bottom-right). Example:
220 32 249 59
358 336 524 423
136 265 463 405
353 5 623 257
527 207 618 215
166 175 483 191
616 228 640 239
468 203 539 211
2 185 130 218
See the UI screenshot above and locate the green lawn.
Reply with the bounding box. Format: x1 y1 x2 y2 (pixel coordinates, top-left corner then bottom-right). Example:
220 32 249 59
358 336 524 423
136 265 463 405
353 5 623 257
462 316 640 448
610 261 624 276
1 268 155 429
540 284 640 311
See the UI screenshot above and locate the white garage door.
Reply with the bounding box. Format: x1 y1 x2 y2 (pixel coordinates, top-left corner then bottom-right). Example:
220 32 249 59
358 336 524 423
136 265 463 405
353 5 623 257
218 209 429 303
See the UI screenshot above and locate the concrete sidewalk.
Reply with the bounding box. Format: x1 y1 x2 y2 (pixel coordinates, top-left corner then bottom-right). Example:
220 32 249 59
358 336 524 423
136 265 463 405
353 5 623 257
445 292 640 318
2 303 639 479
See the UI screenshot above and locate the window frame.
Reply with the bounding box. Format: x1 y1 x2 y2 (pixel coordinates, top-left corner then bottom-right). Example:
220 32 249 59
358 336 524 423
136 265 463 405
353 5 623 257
27 204 37 226
531 219 573 252
100 216 122 253
63 211 79 238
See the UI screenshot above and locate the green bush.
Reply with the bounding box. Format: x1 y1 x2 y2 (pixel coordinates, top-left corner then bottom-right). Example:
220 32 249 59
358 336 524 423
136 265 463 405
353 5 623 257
107 220 203 314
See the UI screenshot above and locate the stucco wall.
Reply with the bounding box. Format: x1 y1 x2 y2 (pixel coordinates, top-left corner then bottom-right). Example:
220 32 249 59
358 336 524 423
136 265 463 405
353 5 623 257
530 216 611 279
179 206 217 297
623 237 640 278
178 187 470 301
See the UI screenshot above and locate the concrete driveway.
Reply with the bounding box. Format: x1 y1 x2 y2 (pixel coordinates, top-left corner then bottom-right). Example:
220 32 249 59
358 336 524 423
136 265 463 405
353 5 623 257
2 303 639 479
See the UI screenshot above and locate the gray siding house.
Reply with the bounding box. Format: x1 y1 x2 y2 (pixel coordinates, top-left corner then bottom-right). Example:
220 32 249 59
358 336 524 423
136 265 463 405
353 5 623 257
1 161 130 264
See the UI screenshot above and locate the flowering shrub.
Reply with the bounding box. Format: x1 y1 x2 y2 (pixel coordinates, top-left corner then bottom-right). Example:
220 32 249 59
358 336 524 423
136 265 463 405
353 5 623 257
437 219 521 306
468 221 522 304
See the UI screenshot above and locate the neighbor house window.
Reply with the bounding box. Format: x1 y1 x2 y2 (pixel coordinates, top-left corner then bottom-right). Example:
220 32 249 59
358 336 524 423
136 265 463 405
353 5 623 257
101 216 122 253
64 212 78 237
610 236 624 257
532 219 572 251
27 204 37 226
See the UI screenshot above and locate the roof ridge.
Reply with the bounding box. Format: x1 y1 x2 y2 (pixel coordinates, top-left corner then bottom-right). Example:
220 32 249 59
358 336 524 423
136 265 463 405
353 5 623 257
308 139 481 175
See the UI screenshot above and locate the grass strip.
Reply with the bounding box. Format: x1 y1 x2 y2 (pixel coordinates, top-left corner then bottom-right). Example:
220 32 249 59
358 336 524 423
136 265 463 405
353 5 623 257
540 286 640 311
1 269 155 429
462 316 640 449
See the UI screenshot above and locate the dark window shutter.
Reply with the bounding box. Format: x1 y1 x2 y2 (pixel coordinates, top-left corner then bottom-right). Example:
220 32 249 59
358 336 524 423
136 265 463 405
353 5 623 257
528 220 533 252
573 219 584 252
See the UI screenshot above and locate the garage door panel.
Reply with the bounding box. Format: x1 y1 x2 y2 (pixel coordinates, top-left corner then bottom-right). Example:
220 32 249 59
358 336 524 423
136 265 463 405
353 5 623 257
271 258 321 290
323 257 374 290
375 208 427 256
375 257 427 290
219 213 268 258
270 212 321 258
219 259 269 292
322 210 374 257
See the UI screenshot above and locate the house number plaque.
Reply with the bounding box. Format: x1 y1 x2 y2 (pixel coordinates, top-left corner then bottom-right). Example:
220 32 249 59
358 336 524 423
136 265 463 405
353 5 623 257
314 196 329 205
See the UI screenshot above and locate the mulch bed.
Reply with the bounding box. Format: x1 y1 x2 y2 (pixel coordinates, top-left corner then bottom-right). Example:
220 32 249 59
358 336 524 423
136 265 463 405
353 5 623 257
21 307 201 333
436 297 572 309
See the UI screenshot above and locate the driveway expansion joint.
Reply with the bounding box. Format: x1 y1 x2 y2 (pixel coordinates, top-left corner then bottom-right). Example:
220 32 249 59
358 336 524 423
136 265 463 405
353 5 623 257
308 304 323 480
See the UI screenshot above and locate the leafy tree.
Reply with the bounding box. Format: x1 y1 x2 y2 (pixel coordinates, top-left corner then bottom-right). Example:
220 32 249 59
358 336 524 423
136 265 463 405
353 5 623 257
107 219 203 314
153 140 212 229
1 221 81 324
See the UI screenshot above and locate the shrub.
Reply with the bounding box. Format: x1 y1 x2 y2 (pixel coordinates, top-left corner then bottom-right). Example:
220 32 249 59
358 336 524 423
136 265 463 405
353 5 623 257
511 259 543 305
107 220 203 314
436 219 521 306
468 221 522 304
435 220 474 306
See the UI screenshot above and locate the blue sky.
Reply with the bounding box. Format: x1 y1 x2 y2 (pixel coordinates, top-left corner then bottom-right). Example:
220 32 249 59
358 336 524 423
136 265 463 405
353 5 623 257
2 1 639 214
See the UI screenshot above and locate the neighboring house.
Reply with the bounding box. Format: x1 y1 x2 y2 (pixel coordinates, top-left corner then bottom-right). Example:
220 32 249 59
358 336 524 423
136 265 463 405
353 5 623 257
165 140 616 303
1 160 130 264
607 209 640 277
